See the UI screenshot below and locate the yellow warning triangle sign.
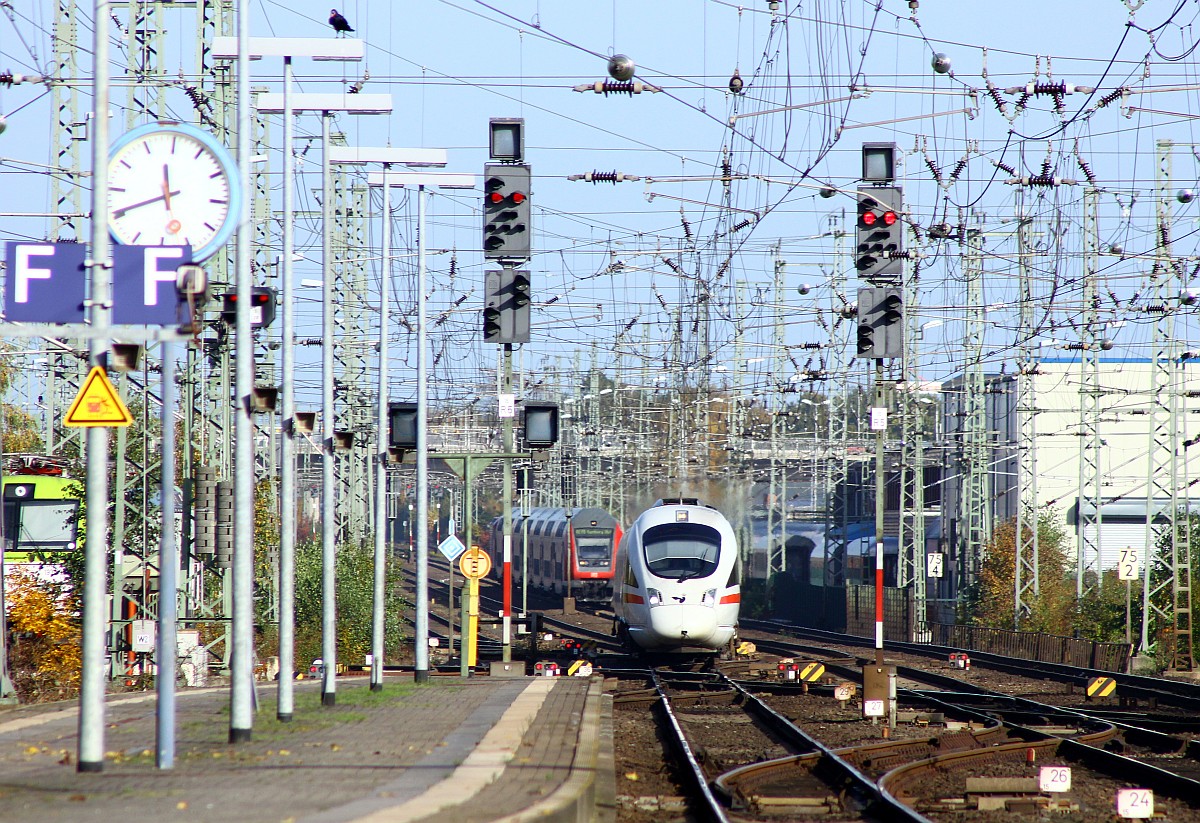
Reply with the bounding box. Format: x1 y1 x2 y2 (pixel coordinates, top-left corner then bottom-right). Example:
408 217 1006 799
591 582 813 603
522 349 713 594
64 367 134 427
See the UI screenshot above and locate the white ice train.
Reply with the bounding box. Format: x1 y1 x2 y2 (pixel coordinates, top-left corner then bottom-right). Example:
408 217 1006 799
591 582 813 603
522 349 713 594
611 498 740 651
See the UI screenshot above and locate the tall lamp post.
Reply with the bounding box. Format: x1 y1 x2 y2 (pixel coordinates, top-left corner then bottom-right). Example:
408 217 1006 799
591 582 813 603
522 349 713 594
255 91 392 706
212 32 364 731
365 168 475 683
332 153 472 691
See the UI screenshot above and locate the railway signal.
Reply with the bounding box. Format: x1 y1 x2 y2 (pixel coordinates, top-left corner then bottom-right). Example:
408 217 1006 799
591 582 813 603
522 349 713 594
481 268 531 344
483 163 531 261
856 286 904 359
855 186 904 280
221 286 276 328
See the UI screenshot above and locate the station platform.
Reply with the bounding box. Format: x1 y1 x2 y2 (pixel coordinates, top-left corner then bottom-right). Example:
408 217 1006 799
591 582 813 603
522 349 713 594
0 674 613 823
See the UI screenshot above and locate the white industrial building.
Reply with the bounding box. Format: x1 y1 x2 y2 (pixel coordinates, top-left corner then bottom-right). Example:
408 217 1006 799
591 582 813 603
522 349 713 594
941 356 1200 595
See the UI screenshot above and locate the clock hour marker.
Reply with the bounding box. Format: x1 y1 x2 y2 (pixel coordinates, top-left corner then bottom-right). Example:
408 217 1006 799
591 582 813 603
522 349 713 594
120 160 132 168
171 136 177 152
131 232 142 243
210 198 227 204
203 222 216 231
194 147 204 159
209 171 223 179
111 187 126 192
144 142 152 154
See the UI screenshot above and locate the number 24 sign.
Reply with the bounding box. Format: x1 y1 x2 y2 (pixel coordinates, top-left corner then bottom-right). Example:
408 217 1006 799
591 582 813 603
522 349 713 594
1116 788 1153 819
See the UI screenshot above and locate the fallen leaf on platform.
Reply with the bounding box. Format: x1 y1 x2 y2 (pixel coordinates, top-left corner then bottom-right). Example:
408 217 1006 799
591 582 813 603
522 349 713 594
330 743 342 752
176 801 188 810
625 772 639 781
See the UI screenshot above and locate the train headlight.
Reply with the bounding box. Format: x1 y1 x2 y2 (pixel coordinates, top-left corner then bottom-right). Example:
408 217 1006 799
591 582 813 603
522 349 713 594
647 588 662 606
701 588 718 607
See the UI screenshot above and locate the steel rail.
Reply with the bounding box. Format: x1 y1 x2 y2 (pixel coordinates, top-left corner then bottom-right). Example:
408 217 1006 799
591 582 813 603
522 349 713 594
650 669 732 823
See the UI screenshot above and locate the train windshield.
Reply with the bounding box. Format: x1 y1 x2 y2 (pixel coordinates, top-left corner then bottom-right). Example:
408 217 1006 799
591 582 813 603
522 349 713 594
574 526 613 567
641 523 720 580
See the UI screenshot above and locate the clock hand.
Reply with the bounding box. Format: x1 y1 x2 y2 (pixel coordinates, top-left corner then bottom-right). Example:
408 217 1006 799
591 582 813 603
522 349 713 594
162 164 173 211
113 190 181 219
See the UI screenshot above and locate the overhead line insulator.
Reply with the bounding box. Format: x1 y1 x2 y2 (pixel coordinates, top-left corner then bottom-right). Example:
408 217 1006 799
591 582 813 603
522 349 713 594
572 80 661 95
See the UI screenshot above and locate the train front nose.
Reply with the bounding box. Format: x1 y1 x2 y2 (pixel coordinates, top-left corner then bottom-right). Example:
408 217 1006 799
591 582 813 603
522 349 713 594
647 604 719 646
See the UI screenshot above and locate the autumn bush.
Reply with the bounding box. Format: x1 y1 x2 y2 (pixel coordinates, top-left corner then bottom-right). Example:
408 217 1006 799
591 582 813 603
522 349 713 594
6 568 82 702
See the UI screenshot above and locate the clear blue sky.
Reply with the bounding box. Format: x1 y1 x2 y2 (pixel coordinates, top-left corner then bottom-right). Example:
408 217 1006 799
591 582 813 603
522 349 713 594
2 0 1199 410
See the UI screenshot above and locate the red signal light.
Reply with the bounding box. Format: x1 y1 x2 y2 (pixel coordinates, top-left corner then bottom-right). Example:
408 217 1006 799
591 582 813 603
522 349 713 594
861 210 877 227
881 210 897 226
488 191 505 204
510 191 526 204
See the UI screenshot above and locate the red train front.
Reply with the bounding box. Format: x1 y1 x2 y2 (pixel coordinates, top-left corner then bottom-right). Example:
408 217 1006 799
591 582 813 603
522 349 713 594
488 506 622 602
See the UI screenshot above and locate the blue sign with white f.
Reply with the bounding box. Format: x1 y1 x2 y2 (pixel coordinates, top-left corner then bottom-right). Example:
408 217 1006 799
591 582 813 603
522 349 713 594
4 242 86 323
112 245 192 325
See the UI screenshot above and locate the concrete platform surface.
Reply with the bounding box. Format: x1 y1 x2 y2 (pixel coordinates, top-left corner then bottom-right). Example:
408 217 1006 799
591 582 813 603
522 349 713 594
0 675 612 823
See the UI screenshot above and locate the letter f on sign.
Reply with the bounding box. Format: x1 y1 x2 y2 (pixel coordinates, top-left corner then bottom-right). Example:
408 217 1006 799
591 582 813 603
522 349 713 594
143 247 184 306
15 245 55 302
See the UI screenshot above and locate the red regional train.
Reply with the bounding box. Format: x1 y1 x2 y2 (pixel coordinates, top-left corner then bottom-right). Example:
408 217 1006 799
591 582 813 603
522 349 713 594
487 507 622 601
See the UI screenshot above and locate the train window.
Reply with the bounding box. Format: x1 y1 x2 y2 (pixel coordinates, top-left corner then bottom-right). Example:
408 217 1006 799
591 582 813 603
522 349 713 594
574 527 613 566
555 522 567 537
642 523 720 580
3 499 80 551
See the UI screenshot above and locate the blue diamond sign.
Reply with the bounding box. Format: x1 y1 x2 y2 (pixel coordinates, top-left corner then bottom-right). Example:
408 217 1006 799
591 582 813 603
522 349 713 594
438 534 466 563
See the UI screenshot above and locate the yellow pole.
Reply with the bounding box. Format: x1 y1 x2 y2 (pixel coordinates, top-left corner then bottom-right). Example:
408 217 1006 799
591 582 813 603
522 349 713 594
467 576 480 667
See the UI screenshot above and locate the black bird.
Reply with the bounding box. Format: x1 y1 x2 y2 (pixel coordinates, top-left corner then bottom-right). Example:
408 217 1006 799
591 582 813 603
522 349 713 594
329 9 353 35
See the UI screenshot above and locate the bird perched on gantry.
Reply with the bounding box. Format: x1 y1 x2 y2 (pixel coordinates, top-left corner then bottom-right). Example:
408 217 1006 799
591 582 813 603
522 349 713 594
329 9 354 35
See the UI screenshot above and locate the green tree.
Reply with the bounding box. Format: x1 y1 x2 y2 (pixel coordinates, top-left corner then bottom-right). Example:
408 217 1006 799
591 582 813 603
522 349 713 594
1144 511 1200 666
967 510 1075 633
0 348 44 454
291 540 408 669
1076 568 1140 645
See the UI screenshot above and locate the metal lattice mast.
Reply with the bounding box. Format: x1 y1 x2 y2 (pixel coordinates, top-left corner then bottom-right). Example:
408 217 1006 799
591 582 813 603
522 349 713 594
51 0 83 242
767 248 787 576
1076 188 1103 598
124 0 167 127
195 0 234 479
332 172 370 542
47 0 89 463
897 251 917 587
824 214 849 587
1014 211 1040 625
900 257 927 634
1139 140 1191 669
959 226 989 591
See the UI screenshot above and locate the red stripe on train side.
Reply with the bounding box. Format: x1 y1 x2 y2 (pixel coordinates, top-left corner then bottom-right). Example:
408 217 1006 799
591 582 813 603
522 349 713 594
718 593 741 604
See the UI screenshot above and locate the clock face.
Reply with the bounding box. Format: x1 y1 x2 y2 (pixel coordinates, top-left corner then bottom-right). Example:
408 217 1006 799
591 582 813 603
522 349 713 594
108 124 239 261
